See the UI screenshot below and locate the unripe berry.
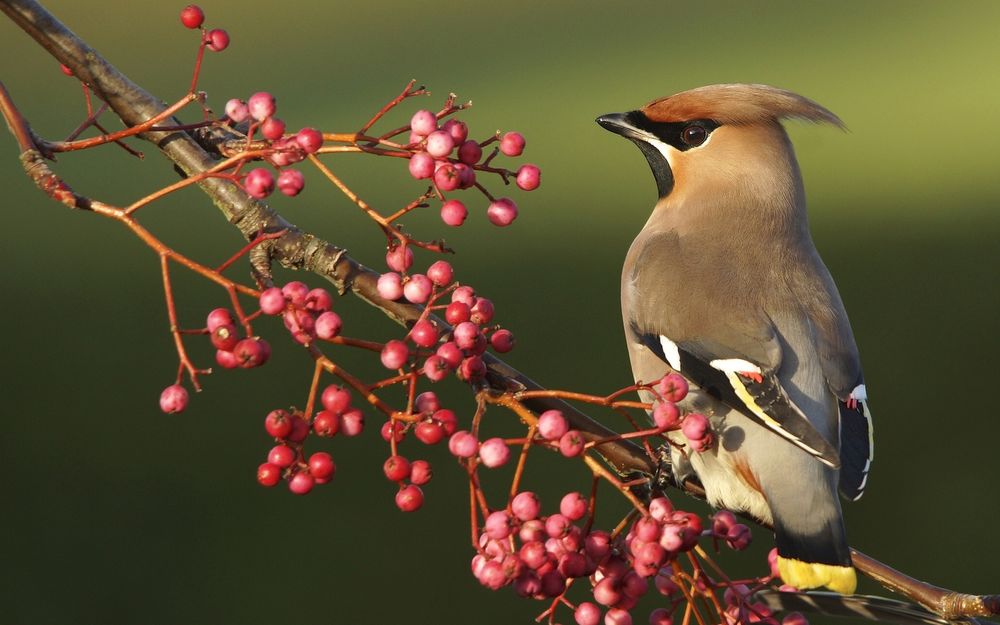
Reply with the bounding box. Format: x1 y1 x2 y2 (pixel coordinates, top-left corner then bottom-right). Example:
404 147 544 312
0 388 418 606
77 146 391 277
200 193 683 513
440 199 468 226
268 444 296 468
277 169 305 196
538 409 569 440
511 491 541 522
448 430 478 458
458 140 483 165
340 407 364 436
312 410 340 437
256 462 281 487
433 163 460 192
320 385 351 414
559 430 585 457
258 287 285 315
288 471 314 495
264 408 293 438
490 329 515 353
560 492 588 521
377 272 404 300
205 28 229 51
499 131 525 156
425 130 455 158
225 98 249 123
295 127 323 154
380 340 410 369
261 117 285 140
426 260 454 287
410 459 433 485
395 485 424 512
159 384 189 414
479 437 510 468
516 164 541 191
403 274 433 304
383 455 412 482
315 311 343 340
408 152 435 179
308 452 335 480
247 92 276 121
386 245 413 272
180 5 204 29
409 110 437 136
487 197 518 227
206 307 233 332
245 168 274 199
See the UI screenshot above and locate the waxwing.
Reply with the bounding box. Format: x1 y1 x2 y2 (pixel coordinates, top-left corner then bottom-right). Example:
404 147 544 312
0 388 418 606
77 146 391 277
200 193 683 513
598 84 873 595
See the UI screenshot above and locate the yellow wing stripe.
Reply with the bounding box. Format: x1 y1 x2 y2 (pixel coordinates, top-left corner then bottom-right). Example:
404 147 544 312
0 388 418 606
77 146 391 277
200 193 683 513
777 555 857 595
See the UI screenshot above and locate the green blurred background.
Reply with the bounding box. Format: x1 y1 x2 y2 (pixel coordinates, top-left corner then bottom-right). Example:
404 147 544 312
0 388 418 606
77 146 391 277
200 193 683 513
1 1 998 623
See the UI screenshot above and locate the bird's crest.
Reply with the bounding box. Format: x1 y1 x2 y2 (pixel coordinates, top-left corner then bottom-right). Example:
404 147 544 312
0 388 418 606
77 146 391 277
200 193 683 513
641 83 844 129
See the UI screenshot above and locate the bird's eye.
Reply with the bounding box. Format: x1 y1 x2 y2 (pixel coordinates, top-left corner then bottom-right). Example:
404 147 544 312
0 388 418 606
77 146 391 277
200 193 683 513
681 125 708 147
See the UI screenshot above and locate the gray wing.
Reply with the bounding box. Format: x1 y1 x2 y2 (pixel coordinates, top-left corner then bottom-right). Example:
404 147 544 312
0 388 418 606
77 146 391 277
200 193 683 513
623 230 840 467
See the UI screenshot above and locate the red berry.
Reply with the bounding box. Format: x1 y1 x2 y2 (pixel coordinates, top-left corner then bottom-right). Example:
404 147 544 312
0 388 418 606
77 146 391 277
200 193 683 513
215 348 239 369
159 384 189 414
295 127 323 154
315 311 342 340
247 92 276 121
438 199 468 227
448 430 478 458
433 163 460 192
287 414 310 443
288 471 314 495
458 355 486 381
206 307 233 332
454 162 476 188
256 462 281 487
458 140 482 165
225 99 249 123
516 164 541 191
245 168 274 198
180 5 204 29
383 455 412 482
410 110 437 136
304 287 332 312
425 130 455 158
433 408 458 435
470 298 495 325
409 319 439 348
320 385 351 414
410 459 433 485
559 430 585 457
478 437 510 468
416 391 441 413
395 484 424 512
422 355 450 382
210 323 239 351
436 342 463 369
312 410 340 437
258 287 285 315
453 321 480 350
408 152 435 179
308 452 335 480
414 421 445 445
268 444 296 468
205 28 229 52
377 272 404 300
264 409 293 438
726 524 752 550
487 198 518 226
403 274 433 304
485 510 513 540
445 302 471 325
426 260 454 287
340 407 364 436
233 337 270 368
381 339 410 369
499 131 525 156
490 329 515 353
452 285 476 306
380 419 406 443
386 244 413 272
261 117 285 140
277 169 304 196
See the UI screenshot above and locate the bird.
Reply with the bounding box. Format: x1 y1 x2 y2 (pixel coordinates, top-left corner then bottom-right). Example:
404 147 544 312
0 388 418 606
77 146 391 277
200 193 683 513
597 84 873 595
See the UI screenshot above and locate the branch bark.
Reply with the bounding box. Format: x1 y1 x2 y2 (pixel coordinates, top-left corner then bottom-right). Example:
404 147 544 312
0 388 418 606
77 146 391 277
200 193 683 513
1 1 996 622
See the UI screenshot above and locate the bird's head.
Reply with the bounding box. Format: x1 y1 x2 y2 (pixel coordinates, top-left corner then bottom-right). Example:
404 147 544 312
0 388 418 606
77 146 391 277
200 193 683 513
597 84 843 209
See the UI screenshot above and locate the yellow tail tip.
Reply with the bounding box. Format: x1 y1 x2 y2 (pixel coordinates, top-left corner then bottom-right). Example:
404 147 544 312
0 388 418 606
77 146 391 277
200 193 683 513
777 555 857 594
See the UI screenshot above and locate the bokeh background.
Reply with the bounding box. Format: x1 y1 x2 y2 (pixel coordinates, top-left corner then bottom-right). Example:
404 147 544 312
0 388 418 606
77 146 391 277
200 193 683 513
1 1 998 624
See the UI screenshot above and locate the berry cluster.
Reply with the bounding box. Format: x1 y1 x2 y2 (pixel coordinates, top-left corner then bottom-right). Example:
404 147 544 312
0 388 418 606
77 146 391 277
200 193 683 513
207 307 272 370
406 108 541 227
179 4 229 52
258 281 343 345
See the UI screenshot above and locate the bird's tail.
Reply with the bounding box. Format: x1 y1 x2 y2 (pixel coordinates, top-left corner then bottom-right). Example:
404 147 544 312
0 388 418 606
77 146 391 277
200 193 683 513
773 514 856 594
753 589 997 625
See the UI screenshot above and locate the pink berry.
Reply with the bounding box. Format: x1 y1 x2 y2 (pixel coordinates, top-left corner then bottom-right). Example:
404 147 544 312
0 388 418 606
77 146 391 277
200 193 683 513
383 455 412 482
380 339 410 370
485 510 513 540
458 356 486 381
410 110 437 136
575 602 601 625
712 510 737 536
377 272 404 300
180 4 204 28
453 321 481 350
410 459 433 485
268 444 296 468
414 420 444 445
726 524 752 550
205 28 229 51
308 452 335 480
395 485 424 512
490 329 515 353
423 355 450 382
281 281 308 306
436 342 463 369
487 197 518 226
320 385 351 414
288 471 314 495
538 410 569 440
277 169 304 196
264 409 293 438
560 492 588 521
433 408 458 435
585 531 612 560
215 348 239 369
440 199 468 226
479 437 510 468
458 140 483 165
244 168 274 198
545 514 571 538
206 307 233 332
425 130 455 158
312 410 340 437
315 311 343 340
433 163 461 192
441 119 468 143
499 131 525 156
593 577 622 607
386 245 413 272
470 298 495 325
256 462 281 487
233 337 270 368
652 400 681 430
448 430 479 458
283 308 315 344
511 491 541 522
210 323 239 351
340 408 364 436
408 152 435 179
681 413 710 442
453 162 476 188
605 608 632 625
445 302 471 325
225 98 249 123
559 430 585 457
649 609 672 625
247 92 276 121
295 127 323 153
649 497 674 521
452 285 476 305
381 418 405 443
426 260 454 287
409 319 439 348
261 117 285 140
416 391 440 412
305 288 332 312
658 373 689 403
403 274 433 304
516 163 541 191
258 287 285 315
159 384 189 414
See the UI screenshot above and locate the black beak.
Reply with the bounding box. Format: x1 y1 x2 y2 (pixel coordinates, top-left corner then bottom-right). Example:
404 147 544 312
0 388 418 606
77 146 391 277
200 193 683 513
596 112 647 141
